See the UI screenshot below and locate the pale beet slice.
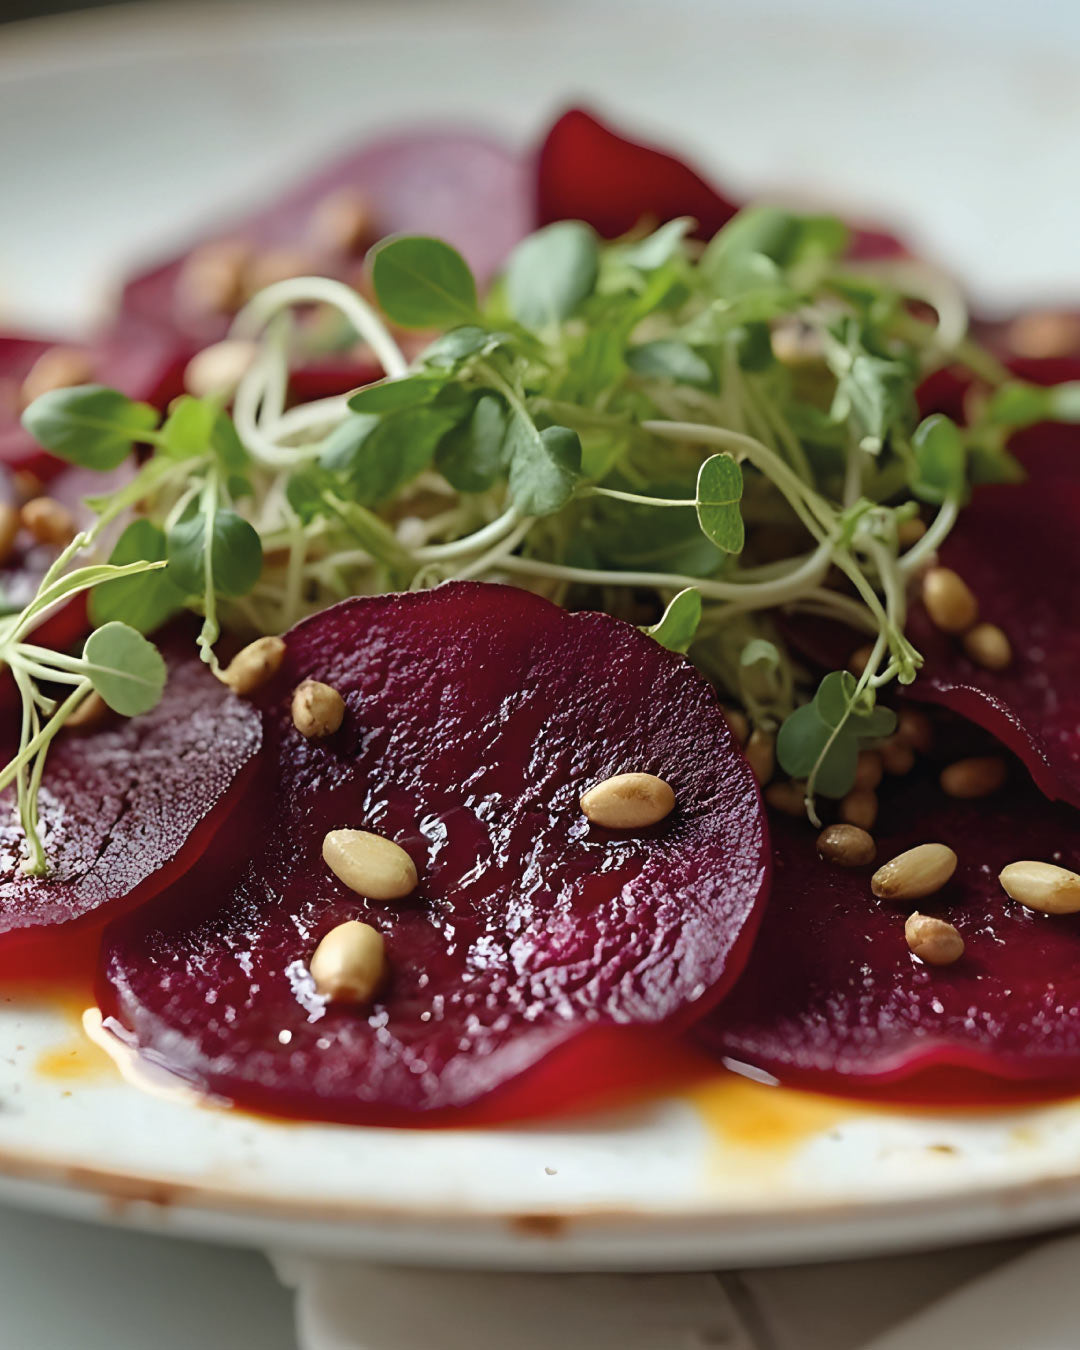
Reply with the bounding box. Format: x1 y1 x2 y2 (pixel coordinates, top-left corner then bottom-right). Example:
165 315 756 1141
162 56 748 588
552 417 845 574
120 128 531 352
0 629 261 950
697 767 1080 1095
98 583 769 1124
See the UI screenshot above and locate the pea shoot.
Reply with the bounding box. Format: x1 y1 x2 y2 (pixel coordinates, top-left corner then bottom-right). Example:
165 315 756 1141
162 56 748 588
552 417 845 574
10 202 1080 871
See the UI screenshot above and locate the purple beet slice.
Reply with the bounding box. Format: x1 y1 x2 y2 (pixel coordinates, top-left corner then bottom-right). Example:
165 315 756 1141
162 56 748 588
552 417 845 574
120 128 531 353
697 768 1080 1093
98 583 770 1125
0 629 261 950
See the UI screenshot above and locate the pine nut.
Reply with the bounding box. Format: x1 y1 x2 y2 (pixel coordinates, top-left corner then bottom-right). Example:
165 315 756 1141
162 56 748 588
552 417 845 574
765 779 807 817
184 339 257 400
999 861 1080 915
817 824 876 867
905 912 964 966
11 470 44 504
744 728 775 786
922 567 978 634
1006 310 1080 359
848 644 875 677
309 920 387 1004
770 319 823 366
854 751 884 791
178 239 251 314
245 247 318 296
840 788 878 831
309 189 376 254
0 502 19 566
872 843 958 902
896 707 933 755
322 829 418 900
581 772 675 830
880 736 916 776
20 496 74 547
897 517 927 549
19 345 94 407
292 679 346 739
940 755 1007 799
65 690 110 732
721 706 750 746
220 636 286 696
963 622 1012 672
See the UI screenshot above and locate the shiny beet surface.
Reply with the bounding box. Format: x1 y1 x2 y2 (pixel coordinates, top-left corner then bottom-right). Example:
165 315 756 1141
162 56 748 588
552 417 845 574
99 584 770 1123
0 630 261 950
698 767 1080 1089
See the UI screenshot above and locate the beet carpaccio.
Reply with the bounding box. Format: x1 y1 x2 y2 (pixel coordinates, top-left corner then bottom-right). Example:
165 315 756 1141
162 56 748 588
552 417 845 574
3 107 1080 1125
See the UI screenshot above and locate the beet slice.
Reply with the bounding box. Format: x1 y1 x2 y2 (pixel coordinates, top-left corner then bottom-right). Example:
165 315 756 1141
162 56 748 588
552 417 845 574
536 107 904 258
98 583 769 1124
0 628 261 950
697 769 1080 1093
120 128 531 356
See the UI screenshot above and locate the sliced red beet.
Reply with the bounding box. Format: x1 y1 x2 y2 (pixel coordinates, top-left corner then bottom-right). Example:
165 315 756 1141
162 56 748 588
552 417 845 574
0 628 261 951
536 107 905 259
697 769 1080 1093
120 128 531 357
97 583 769 1125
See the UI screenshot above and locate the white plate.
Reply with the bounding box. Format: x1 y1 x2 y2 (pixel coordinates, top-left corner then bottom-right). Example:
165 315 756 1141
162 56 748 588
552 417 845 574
2 0 1080 1271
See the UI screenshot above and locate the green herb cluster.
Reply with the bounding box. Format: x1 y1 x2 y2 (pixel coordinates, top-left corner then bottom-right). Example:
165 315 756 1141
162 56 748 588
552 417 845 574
10 204 1079 869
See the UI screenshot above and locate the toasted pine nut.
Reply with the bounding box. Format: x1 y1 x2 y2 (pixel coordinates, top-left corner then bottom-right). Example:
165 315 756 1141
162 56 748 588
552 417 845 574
178 239 251 314
765 779 807 817
840 788 878 831
292 679 346 739
0 502 19 565
323 829 418 900
309 189 376 254
817 824 876 867
184 339 257 400
879 736 916 776
744 728 775 786
854 751 884 791
999 861 1080 915
65 690 110 732
21 496 74 547
770 319 823 366
220 636 286 696
905 912 964 966
897 517 927 549
19 345 94 407
940 755 1007 800
581 772 675 830
848 644 875 677
896 707 934 755
309 920 387 1003
11 470 44 504
721 706 750 746
963 622 1012 672
1006 311 1080 359
245 247 318 296
922 567 978 634
872 843 958 902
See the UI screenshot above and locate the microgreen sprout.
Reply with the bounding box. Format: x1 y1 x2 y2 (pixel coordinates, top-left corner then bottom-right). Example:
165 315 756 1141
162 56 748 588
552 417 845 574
10 204 1080 869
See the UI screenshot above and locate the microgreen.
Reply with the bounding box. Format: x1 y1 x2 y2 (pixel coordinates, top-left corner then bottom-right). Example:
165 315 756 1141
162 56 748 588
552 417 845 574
505 221 599 327
371 236 478 329
644 587 702 654
21 385 159 469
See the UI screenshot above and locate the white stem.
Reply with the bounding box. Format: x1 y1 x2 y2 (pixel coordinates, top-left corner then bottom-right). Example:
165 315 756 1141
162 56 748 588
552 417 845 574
412 507 521 562
897 496 958 577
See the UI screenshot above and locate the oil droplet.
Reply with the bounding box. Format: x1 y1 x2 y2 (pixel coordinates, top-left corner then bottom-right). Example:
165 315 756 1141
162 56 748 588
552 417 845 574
687 1071 856 1153
35 1032 112 1082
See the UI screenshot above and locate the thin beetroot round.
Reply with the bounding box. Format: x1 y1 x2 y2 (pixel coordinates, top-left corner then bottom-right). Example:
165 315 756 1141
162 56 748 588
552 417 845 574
697 768 1080 1092
0 629 261 950
98 583 770 1124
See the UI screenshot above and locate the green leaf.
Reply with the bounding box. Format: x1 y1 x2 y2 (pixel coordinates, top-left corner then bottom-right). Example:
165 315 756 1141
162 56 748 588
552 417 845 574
320 415 379 474
1048 382 1080 422
643 588 701 654
505 222 599 327
617 218 694 271
167 502 262 598
506 419 581 516
89 519 185 634
626 339 713 388
81 622 167 717
420 326 503 369
372 236 478 330
695 454 744 553
911 413 965 504
814 670 858 726
731 321 774 372
329 405 461 506
161 396 216 458
347 372 450 414
856 705 898 741
741 638 782 673
21 385 158 470
434 395 507 493
834 353 914 451
984 381 1052 428
211 410 249 473
285 466 333 523
776 702 859 798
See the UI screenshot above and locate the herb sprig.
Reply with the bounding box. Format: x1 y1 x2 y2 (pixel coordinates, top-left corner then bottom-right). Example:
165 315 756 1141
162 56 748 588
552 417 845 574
11 204 1080 869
